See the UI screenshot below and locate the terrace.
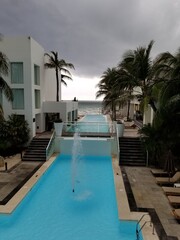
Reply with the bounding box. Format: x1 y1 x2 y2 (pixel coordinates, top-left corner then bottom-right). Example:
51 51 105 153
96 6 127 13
0 126 179 239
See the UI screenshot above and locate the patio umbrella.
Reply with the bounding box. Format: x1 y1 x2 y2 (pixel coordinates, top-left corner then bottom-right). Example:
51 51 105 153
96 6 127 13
163 150 176 177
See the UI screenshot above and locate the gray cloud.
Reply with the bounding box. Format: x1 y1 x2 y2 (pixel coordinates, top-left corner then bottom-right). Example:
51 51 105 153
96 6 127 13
1 0 180 78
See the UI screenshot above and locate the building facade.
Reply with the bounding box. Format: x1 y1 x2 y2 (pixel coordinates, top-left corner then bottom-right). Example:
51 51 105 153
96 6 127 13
0 36 78 138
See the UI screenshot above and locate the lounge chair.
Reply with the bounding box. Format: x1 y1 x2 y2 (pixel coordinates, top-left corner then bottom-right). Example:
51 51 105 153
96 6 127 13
167 196 180 207
155 172 180 186
151 168 170 177
172 209 180 221
162 187 180 196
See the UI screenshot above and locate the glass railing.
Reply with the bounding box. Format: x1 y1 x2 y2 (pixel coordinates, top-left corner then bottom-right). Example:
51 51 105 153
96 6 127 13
61 122 116 137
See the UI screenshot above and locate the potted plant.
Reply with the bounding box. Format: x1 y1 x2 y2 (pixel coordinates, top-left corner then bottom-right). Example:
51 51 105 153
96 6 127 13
54 118 63 136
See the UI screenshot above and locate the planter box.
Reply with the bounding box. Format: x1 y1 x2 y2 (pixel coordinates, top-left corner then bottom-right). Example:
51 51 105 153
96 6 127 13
116 123 124 137
54 122 63 136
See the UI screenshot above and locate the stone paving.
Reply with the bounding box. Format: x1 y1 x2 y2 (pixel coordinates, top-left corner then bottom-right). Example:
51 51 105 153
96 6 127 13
125 165 180 240
122 126 180 239
0 155 42 204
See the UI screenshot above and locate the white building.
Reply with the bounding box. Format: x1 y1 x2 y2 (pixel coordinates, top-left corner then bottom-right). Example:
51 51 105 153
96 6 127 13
0 36 78 138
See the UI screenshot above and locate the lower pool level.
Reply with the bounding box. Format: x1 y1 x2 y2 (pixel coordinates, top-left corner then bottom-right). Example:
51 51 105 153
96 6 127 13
0 155 142 240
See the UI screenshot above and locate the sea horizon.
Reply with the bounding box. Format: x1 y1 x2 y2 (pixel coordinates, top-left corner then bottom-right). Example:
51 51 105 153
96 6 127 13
77 100 102 102
78 100 103 115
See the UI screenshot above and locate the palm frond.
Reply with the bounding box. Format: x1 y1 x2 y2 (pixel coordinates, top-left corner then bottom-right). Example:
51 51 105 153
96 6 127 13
60 68 72 76
0 76 13 101
44 62 55 69
0 52 9 75
44 51 74 101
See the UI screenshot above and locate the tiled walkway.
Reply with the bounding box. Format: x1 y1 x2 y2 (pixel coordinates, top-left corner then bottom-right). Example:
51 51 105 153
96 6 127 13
0 155 42 205
125 166 180 240
122 126 179 239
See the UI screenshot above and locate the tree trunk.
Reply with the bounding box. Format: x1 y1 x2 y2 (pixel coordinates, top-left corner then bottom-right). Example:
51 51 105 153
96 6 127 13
149 99 157 112
56 67 59 102
127 99 130 121
112 101 116 121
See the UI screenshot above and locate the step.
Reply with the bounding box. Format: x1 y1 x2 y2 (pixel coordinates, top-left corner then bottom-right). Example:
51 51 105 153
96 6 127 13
24 149 46 154
120 161 146 166
119 137 146 166
23 152 46 156
28 147 47 150
29 143 49 147
23 157 46 162
22 137 50 162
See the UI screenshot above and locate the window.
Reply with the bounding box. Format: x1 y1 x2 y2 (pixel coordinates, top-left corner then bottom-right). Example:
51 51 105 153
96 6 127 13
68 112 71 121
34 65 40 85
15 115 25 121
11 63 23 83
12 89 24 109
35 90 40 109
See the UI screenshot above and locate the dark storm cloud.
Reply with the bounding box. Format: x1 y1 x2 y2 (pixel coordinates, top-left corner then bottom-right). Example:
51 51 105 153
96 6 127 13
1 0 180 77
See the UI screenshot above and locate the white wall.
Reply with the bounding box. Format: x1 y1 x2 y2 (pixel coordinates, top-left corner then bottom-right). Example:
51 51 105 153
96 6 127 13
1 36 47 137
30 37 46 133
57 138 111 156
43 101 78 122
1 36 30 115
1 36 78 137
44 55 57 101
1 36 33 133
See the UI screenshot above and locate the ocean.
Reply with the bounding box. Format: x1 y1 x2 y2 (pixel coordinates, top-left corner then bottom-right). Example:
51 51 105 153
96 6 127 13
78 101 103 116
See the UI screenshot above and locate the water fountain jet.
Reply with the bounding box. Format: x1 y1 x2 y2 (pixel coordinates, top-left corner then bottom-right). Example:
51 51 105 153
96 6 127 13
71 131 83 193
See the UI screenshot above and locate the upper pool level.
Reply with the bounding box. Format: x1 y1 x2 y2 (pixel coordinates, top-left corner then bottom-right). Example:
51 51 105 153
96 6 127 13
60 114 115 137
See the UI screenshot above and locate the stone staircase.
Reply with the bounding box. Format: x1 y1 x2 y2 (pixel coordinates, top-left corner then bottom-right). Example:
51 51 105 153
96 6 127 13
119 137 146 166
22 138 50 162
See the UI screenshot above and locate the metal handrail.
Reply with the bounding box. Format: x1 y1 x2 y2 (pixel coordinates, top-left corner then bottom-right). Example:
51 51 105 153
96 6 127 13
139 133 149 167
46 130 55 160
114 122 120 158
136 214 154 240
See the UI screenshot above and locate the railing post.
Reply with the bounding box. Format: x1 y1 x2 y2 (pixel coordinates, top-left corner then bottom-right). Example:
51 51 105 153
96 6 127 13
46 130 55 161
146 150 149 167
136 214 154 240
5 162 8 171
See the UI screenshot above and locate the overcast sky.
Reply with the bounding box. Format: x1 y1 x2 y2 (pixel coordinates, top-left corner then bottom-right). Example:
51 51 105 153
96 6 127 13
1 0 180 100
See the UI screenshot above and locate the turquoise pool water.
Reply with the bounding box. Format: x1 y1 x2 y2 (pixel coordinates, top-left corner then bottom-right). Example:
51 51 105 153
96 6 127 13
81 114 107 122
0 155 142 240
73 114 109 133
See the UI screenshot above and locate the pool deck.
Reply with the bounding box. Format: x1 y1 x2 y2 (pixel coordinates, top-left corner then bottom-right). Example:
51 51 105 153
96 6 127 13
0 127 179 239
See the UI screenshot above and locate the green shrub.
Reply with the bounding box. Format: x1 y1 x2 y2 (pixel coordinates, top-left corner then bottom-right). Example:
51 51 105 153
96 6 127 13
0 114 30 157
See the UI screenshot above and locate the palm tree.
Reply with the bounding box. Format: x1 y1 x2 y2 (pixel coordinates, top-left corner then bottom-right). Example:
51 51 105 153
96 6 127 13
118 40 158 113
0 51 13 119
114 66 138 120
139 123 164 166
44 51 74 102
153 48 180 107
96 68 121 120
97 67 137 121
140 97 180 167
139 48 180 167
153 48 180 140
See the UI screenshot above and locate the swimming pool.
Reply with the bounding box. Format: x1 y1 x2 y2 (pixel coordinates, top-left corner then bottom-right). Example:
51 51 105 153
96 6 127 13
0 155 142 240
67 114 110 133
81 114 107 122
